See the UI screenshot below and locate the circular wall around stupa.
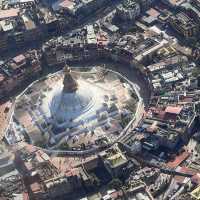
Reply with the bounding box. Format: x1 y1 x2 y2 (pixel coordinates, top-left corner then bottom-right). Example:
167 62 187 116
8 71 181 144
9 66 140 152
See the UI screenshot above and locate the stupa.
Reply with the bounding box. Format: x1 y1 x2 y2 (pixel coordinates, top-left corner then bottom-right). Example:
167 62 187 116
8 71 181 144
11 64 138 150
50 66 96 128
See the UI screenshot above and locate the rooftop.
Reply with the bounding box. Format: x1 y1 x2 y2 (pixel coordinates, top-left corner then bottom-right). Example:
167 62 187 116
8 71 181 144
104 146 128 168
191 185 200 199
0 8 19 20
165 106 183 115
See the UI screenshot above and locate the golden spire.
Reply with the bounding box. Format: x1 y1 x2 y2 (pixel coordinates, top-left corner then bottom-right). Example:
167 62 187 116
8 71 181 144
63 66 78 93
63 66 71 74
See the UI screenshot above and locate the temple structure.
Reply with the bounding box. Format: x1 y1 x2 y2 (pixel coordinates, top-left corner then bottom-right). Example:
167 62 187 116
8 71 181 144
62 66 78 93
9 66 137 151
46 66 103 129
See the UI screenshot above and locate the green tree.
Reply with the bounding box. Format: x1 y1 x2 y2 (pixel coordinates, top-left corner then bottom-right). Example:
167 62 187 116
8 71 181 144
108 178 123 190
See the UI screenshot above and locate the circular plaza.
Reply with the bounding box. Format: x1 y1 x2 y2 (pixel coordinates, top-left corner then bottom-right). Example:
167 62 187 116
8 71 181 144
6 65 142 154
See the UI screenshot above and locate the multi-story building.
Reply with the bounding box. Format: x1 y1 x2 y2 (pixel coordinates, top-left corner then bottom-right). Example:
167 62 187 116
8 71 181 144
161 0 186 8
116 0 141 21
139 0 154 11
101 145 129 178
52 0 108 19
0 5 61 52
42 25 110 66
0 9 20 51
0 50 41 98
169 12 199 38
181 1 200 23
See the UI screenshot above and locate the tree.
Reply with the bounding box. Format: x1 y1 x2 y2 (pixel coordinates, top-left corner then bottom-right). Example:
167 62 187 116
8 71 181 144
108 178 123 190
59 142 69 150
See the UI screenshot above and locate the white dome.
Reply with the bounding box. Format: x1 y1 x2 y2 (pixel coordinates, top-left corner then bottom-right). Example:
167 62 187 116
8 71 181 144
39 69 106 131
50 84 94 126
